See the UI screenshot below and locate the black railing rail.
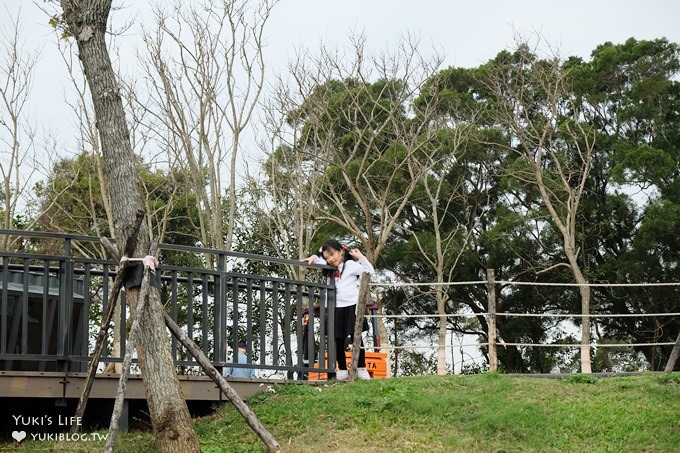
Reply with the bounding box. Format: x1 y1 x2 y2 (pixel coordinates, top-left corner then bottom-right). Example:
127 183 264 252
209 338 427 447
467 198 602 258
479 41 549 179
0 229 337 380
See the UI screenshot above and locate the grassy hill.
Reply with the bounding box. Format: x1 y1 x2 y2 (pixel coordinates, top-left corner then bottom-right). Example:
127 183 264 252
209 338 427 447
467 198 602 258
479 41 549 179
8 373 680 452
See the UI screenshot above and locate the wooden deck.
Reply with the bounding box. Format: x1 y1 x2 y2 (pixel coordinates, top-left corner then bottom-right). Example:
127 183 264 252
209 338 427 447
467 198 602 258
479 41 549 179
0 370 274 401
0 370 296 434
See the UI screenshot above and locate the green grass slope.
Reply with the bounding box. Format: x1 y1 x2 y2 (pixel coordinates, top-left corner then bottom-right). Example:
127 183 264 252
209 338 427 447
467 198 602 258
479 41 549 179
6 373 680 452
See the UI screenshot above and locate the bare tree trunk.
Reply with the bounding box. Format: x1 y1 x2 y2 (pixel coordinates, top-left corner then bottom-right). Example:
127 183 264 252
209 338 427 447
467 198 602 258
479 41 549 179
410 137 480 376
571 261 592 374
487 269 497 372
58 1 199 451
434 284 448 375
131 289 199 451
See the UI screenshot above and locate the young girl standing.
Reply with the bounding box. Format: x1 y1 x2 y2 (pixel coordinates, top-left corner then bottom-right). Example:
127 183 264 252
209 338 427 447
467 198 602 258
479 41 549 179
303 239 374 380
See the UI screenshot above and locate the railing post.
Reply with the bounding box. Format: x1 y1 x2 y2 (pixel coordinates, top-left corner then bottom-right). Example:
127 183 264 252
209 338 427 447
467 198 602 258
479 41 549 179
57 237 74 373
269 282 279 365
213 253 226 367
259 280 267 370
1 257 8 356
326 277 336 377
487 268 497 372
284 283 293 379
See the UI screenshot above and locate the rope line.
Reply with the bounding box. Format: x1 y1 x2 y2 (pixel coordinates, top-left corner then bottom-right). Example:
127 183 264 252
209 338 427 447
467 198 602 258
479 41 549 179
364 312 680 319
371 280 487 287
495 312 680 318
371 280 680 288
365 313 481 319
367 343 487 351
498 342 677 348
362 341 676 350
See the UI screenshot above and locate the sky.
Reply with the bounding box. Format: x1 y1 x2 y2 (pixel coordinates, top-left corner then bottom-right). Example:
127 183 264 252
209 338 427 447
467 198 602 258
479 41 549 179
5 0 680 167
266 0 679 69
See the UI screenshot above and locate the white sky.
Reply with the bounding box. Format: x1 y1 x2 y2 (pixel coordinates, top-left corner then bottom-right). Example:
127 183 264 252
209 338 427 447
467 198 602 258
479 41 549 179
267 0 679 68
6 0 680 160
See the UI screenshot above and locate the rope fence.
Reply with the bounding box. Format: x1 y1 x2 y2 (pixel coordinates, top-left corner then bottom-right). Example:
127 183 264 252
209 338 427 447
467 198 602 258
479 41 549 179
365 312 680 319
371 280 680 288
364 270 680 374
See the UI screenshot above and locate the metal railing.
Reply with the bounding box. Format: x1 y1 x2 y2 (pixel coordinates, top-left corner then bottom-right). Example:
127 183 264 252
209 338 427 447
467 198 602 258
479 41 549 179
0 229 336 380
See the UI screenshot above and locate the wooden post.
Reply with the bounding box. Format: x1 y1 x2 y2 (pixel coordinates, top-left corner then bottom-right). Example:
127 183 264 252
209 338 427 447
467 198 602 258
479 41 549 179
71 213 144 434
105 256 156 452
70 263 124 434
487 268 497 372
349 273 371 380
664 329 680 373
373 292 382 349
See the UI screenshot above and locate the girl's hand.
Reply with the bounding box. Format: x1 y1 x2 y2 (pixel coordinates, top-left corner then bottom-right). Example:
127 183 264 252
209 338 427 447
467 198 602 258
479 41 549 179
302 255 317 265
348 248 364 260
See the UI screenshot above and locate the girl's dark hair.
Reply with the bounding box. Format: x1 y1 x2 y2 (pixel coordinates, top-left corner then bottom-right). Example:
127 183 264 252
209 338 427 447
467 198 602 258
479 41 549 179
319 239 353 262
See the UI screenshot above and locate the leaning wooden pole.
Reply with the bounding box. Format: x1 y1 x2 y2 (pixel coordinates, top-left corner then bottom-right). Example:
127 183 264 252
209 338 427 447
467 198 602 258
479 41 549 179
349 273 371 380
104 260 154 453
71 213 144 434
664 329 680 373
164 313 281 452
70 265 124 434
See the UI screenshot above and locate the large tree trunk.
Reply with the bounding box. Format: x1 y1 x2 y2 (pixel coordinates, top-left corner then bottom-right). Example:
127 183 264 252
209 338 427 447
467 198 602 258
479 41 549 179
435 286 448 376
565 241 592 374
59 1 199 451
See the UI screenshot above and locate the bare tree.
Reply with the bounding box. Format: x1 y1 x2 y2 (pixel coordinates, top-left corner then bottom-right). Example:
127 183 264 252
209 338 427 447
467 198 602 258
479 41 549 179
410 118 485 375
260 34 446 354
240 75 330 277
277 34 445 264
488 40 597 373
137 0 278 264
0 6 40 249
58 1 200 450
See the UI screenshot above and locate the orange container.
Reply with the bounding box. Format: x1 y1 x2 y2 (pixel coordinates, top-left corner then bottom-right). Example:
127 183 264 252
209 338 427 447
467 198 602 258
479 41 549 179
307 351 389 380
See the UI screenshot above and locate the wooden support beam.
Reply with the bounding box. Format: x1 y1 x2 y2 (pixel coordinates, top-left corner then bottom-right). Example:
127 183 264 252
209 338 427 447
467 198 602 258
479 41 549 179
164 313 281 452
71 212 144 434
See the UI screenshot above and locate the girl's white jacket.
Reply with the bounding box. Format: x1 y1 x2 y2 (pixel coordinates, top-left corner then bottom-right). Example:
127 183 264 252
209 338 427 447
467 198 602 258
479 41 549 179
312 256 374 308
